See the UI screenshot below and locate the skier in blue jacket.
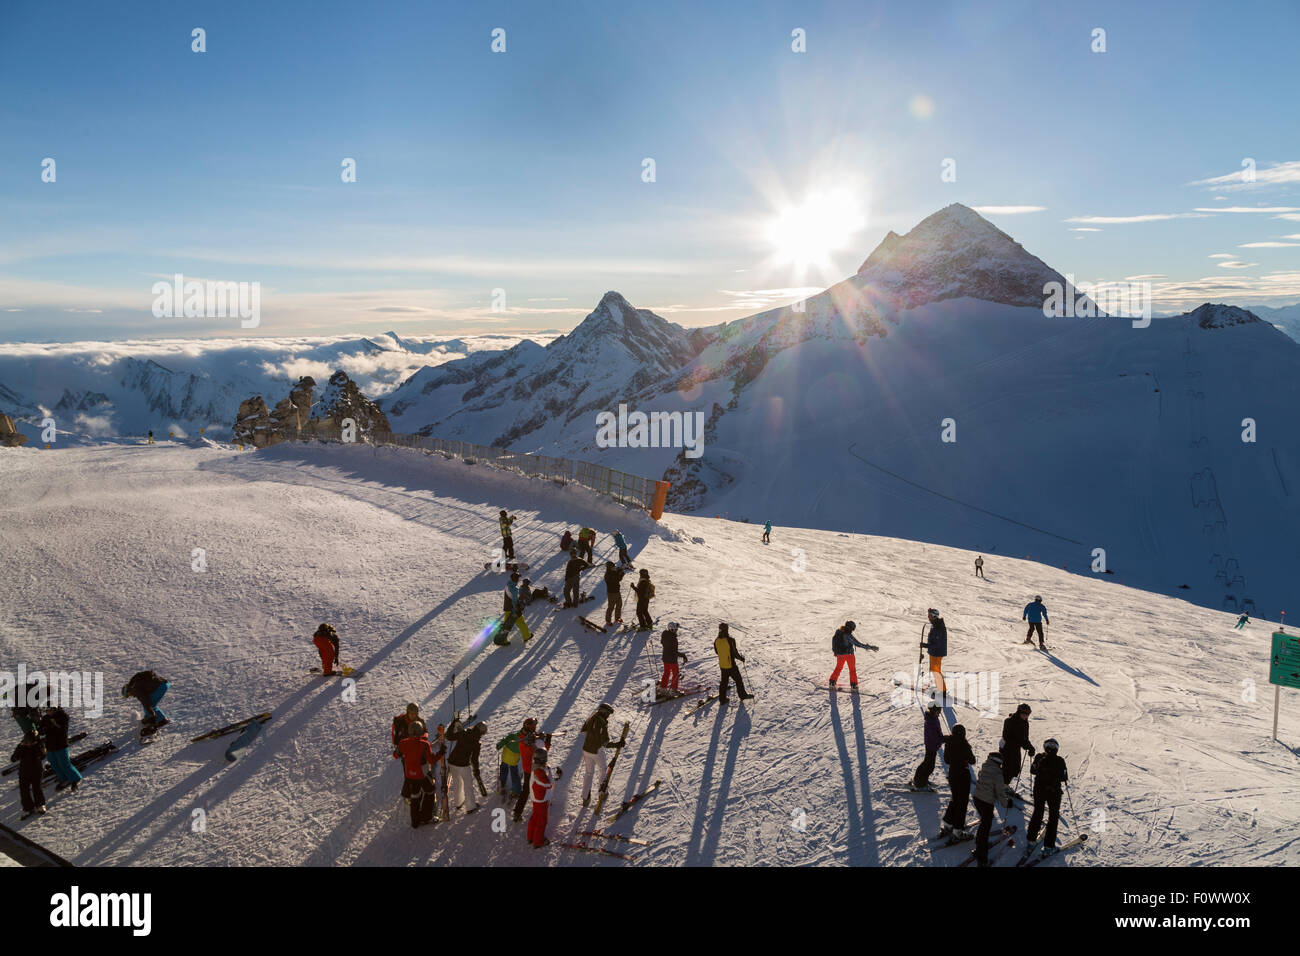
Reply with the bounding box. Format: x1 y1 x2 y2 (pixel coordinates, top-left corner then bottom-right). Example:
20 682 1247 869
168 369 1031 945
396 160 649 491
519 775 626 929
1023 596 1049 648
612 530 632 568
762 520 772 544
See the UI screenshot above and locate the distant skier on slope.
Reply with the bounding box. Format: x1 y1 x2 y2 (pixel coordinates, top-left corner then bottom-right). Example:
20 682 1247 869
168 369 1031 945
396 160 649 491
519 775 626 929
937 724 975 841
395 720 437 828
629 569 655 629
659 622 687 695
122 669 170 729
604 561 625 625
714 623 754 704
311 623 341 675
498 510 516 560
1026 738 1068 856
975 556 985 579
1235 613 1249 630
829 620 871 689
527 742 560 849
578 702 623 807
577 526 596 563
922 609 948 698
1023 596 1049 647
762 520 771 544
972 752 1015 867
613 529 633 568
563 548 590 608
999 703 1035 786
147 429 154 444
911 702 944 790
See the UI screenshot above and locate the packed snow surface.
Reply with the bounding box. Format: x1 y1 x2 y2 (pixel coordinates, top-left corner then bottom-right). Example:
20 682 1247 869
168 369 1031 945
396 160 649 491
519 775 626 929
1 443 1296 866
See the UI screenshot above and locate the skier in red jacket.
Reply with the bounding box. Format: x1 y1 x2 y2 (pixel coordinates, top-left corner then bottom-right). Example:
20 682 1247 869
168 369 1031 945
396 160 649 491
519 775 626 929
312 623 340 675
527 742 561 848
395 720 437 828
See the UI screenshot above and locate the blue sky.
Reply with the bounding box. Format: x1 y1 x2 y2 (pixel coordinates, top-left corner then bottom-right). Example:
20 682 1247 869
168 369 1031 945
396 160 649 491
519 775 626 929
1 0 1297 341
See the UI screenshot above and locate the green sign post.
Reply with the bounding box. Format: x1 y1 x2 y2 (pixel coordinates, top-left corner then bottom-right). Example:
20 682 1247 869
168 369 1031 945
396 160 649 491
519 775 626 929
1269 630 1300 742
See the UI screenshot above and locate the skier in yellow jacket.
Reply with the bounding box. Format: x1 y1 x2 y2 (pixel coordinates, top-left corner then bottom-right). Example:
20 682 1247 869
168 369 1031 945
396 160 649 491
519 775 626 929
713 623 754 704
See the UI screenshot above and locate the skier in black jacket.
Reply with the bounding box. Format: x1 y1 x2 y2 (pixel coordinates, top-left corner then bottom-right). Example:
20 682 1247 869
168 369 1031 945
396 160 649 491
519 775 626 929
1026 738 1068 851
563 549 589 608
659 622 687 694
938 723 975 840
10 731 47 818
999 703 1035 785
122 670 170 728
40 707 81 792
603 561 625 625
629 569 655 629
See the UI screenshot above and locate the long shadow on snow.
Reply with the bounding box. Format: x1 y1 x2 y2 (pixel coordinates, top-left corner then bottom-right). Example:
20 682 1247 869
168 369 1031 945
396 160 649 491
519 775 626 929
683 705 751 866
1037 650 1099 687
826 689 881 865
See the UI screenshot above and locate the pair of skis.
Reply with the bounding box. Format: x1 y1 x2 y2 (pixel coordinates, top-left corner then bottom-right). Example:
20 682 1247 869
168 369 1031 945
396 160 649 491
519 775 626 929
1 731 89 776
590 722 630 816
1019 833 1088 867
954 825 1017 866
190 712 273 743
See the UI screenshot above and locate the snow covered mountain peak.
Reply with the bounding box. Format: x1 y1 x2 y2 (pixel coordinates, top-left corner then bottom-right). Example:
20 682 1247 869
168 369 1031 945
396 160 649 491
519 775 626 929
1185 302 1262 329
855 202 1065 309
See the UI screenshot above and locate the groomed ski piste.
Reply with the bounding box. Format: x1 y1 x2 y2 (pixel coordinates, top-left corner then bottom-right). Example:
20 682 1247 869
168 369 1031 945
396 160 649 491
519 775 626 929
1 440 1297 867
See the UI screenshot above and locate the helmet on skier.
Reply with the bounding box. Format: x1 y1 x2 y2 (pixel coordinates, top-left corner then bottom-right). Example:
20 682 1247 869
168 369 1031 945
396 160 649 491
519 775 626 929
988 752 1003 764
667 621 680 630
927 608 940 618
927 703 941 715
499 509 507 516
845 621 856 631
1043 738 1059 753
510 571 520 581
533 748 549 768
405 702 419 716
1034 595 1042 602
1017 703 1032 715
596 702 614 717
408 720 426 738
951 724 966 738
522 717 537 731
475 721 487 734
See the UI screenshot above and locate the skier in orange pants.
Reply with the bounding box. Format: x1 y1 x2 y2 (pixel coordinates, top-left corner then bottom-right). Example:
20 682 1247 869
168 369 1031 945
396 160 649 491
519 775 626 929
312 623 340 674
829 621 871 688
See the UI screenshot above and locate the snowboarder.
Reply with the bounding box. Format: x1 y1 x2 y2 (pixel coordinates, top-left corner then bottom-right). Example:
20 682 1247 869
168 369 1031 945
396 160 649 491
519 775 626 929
122 669 170 729
714 622 753 704
512 717 549 822
1234 613 1249 630
829 620 871 688
975 555 984 579
498 509 516 560
10 730 47 819
563 548 589 608
311 623 341 675
972 752 1015 866
578 703 624 806
1023 596 1049 647
495 727 522 798
613 529 632 568
762 520 771 544
938 724 976 841
446 718 484 814
629 569 655 629
520 578 554 605
577 526 596 563
498 572 533 644
559 529 574 553
999 703 1035 786
1026 737 1068 854
527 742 560 849
912 702 944 790
395 719 437 828
922 608 948 698
603 561 625 626
40 707 81 792
659 622 687 693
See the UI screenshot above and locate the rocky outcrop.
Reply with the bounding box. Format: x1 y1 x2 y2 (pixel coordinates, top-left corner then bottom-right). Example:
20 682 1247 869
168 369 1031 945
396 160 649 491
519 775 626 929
0 412 27 447
232 372 391 447
231 396 272 447
310 370 392 441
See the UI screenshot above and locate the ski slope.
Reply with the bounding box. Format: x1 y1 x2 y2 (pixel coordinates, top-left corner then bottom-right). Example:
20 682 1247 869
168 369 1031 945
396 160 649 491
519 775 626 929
1 442 1296 867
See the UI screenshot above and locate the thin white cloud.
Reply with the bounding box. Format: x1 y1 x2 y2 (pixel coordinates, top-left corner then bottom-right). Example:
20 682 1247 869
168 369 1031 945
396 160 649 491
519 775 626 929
1218 261 1258 269
1069 227 1102 232
1208 253 1234 258
1125 274 1166 280
971 205 1046 215
1189 160 1300 190
1193 206 1300 213
1239 241 1300 248
1276 214 1300 221
1065 213 1205 224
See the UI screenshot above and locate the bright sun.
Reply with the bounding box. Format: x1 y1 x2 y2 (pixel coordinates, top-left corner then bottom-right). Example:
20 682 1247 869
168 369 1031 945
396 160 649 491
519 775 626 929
765 189 866 271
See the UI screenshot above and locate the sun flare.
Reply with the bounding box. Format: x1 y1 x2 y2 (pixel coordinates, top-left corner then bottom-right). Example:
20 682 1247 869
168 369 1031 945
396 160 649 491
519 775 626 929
765 190 866 271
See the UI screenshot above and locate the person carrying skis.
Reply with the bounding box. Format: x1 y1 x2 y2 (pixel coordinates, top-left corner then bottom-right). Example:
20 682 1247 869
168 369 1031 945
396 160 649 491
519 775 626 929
563 548 589 608
972 752 1014 867
603 561 625 626
445 718 484 814
911 702 944 790
999 703 1035 786
10 730 47 820
432 723 450 820
122 670 170 728
1023 596 1049 647
311 623 341 675
829 620 871 688
498 510 516 560
577 526 596 563
938 723 976 841
498 572 532 645
975 556 985 579
512 717 550 822
629 568 655 629
1026 737 1068 855
714 622 753 704
659 622 687 694
495 727 522 798
395 719 437 828
578 702 624 807
922 608 947 698
559 529 574 553
613 529 632 568
527 741 560 849
762 520 771 544
40 706 81 792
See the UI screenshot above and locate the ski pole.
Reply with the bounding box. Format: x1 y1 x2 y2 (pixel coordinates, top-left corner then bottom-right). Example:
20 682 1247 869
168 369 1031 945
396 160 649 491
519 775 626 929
466 677 473 721
1065 779 1077 824
450 670 457 723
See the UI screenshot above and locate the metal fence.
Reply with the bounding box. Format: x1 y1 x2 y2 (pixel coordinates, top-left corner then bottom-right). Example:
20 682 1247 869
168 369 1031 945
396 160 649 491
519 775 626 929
298 426 662 514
